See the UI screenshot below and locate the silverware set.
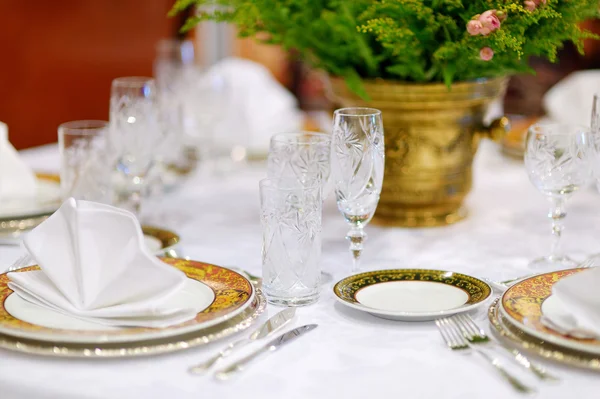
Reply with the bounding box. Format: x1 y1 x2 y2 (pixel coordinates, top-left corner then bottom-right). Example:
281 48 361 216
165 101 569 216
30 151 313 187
436 314 558 394
189 308 317 380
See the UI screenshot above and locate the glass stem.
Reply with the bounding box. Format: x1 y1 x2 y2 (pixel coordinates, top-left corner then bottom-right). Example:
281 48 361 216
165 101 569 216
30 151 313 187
130 187 142 220
346 227 367 273
115 176 144 220
548 196 566 259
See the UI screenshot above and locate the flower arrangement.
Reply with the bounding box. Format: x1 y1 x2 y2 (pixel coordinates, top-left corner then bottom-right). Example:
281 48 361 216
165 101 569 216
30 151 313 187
170 1 599 95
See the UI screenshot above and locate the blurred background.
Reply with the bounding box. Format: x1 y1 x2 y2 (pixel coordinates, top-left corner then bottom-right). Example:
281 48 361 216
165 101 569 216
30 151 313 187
1 0 599 150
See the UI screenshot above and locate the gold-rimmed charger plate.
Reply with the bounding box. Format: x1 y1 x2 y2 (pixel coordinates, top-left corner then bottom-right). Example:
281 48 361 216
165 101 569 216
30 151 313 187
0 259 254 344
500 268 600 355
489 297 600 371
333 269 492 321
0 289 266 358
0 173 61 222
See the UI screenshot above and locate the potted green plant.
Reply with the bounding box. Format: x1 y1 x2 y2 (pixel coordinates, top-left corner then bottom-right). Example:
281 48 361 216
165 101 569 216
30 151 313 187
171 0 599 227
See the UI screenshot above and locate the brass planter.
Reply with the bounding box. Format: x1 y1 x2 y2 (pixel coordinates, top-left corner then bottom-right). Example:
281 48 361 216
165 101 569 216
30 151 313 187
329 77 509 227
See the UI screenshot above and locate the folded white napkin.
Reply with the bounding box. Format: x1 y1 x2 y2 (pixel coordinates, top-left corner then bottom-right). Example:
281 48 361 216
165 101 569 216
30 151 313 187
543 70 600 127
0 121 37 201
8 198 201 328
541 267 600 339
183 57 303 155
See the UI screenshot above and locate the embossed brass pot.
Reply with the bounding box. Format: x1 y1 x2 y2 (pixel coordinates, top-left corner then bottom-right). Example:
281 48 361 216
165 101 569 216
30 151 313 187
329 77 509 227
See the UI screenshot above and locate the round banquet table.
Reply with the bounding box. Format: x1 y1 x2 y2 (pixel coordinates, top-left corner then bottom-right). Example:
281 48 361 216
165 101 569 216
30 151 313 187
1 141 600 399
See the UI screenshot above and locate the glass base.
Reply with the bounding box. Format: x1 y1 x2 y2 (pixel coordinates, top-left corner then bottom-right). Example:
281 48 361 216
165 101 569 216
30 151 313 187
528 255 579 271
266 292 319 307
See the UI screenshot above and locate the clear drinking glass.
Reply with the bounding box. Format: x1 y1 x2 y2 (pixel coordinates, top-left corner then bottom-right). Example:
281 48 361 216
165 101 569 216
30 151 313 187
524 123 592 270
267 132 331 194
331 107 385 273
260 178 322 306
58 120 113 203
109 77 164 218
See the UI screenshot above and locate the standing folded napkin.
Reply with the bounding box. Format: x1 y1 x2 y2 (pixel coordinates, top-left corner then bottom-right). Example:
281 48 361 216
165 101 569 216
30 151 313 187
542 267 600 339
0 121 37 201
204 57 304 156
8 198 202 328
543 70 600 127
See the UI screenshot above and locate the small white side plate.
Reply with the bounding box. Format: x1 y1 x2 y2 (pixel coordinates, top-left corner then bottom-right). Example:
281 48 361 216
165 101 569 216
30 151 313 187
334 269 492 322
356 281 469 313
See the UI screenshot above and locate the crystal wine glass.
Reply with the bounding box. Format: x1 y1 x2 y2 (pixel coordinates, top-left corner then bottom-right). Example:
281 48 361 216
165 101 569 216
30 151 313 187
331 107 385 273
109 77 165 219
152 39 197 182
267 132 331 195
524 123 592 270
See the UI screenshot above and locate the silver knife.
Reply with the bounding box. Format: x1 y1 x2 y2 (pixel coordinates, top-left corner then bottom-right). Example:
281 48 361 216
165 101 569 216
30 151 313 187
214 324 318 380
188 307 296 374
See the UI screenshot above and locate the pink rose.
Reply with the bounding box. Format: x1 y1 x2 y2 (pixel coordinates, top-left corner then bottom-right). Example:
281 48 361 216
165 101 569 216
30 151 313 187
479 10 501 34
480 47 494 61
525 0 546 11
467 20 483 36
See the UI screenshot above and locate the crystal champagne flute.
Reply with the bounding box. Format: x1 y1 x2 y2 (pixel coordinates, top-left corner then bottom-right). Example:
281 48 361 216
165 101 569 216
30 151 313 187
331 107 385 273
524 123 591 270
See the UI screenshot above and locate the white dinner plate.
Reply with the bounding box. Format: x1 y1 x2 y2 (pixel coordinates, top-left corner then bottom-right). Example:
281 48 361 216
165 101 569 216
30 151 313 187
0 176 61 220
333 269 492 321
0 259 255 344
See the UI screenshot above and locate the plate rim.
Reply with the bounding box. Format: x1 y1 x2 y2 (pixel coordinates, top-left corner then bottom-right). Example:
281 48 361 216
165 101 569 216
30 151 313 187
0 290 267 358
489 297 600 371
499 268 600 356
0 174 61 221
0 259 255 344
333 268 492 319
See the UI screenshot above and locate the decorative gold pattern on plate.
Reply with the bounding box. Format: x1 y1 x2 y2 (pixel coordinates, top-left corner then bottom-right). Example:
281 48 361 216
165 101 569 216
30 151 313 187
501 269 600 350
0 259 253 338
489 298 600 371
334 269 491 305
0 290 266 358
141 226 180 249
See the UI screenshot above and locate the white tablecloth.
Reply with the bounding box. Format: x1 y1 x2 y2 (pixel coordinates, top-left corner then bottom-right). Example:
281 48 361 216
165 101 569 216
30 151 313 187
1 142 600 399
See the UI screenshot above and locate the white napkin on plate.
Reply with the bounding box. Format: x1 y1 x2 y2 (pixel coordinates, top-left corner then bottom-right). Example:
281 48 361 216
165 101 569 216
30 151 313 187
0 121 37 201
191 57 303 155
8 198 201 328
543 70 600 127
541 267 600 339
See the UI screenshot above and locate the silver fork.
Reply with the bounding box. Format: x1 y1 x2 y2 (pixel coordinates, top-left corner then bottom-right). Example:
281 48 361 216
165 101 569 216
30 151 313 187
436 317 534 394
5 253 33 273
452 314 558 381
577 258 595 269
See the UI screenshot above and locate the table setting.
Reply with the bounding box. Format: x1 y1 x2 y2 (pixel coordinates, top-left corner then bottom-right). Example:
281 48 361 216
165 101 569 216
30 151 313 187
4 2 600 398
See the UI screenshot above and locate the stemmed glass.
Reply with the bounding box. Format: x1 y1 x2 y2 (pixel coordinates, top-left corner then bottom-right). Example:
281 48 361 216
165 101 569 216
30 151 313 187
109 77 165 219
524 123 592 270
331 108 385 273
267 132 331 193
153 39 197 181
